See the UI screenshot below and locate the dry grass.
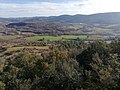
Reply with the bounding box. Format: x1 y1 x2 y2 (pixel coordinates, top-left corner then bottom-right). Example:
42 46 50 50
7 46 49 52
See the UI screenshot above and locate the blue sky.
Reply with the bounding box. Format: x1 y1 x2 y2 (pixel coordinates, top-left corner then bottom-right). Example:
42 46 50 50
0 0 120 17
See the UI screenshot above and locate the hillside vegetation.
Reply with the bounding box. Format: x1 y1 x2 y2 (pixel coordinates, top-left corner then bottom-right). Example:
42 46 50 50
0 40 120 90
1 12 120 90
0 12 120 39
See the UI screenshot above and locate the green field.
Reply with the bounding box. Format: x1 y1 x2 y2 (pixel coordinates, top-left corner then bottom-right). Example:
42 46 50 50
26 35 87 41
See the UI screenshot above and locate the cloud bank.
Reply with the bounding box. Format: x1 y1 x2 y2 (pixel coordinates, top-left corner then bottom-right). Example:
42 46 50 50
0 0 120 17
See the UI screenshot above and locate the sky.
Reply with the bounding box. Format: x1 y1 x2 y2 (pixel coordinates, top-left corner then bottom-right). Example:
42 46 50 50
0 0 120 17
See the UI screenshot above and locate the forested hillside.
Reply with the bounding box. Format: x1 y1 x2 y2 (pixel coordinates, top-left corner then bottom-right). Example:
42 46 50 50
1 12 120 24
0 40 120 90
1 12 120 39
1 12 120 90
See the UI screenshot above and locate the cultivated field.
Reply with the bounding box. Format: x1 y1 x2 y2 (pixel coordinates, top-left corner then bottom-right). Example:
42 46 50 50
0 35 17 40
26 35 87 41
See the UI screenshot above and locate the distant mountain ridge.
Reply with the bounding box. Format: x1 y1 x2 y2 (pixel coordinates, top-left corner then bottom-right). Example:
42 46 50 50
47 12 120 24
1 12 120 24
3 12 120 37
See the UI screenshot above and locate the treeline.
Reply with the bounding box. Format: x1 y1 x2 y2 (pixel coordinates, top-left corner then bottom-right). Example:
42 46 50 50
6 21 81 36
0 40 120 90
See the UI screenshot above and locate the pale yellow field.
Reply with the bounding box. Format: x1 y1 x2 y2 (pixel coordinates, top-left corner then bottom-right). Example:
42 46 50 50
7 46 49 52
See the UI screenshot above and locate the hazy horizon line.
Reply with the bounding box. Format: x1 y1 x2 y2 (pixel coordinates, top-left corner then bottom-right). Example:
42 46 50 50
1 11 120 18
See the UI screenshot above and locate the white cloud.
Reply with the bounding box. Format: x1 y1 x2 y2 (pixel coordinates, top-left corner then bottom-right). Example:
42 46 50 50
0 0 120 17
0 2 84 17
80 0 120 14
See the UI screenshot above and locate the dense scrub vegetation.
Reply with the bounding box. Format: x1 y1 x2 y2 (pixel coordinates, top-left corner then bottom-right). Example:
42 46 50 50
1 40 120 90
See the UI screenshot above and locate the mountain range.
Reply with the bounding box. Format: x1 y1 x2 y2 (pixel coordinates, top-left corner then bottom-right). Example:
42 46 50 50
1 12 120 24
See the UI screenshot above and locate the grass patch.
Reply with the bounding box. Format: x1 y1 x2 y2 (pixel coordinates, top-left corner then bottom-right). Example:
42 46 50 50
26 35 87 41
